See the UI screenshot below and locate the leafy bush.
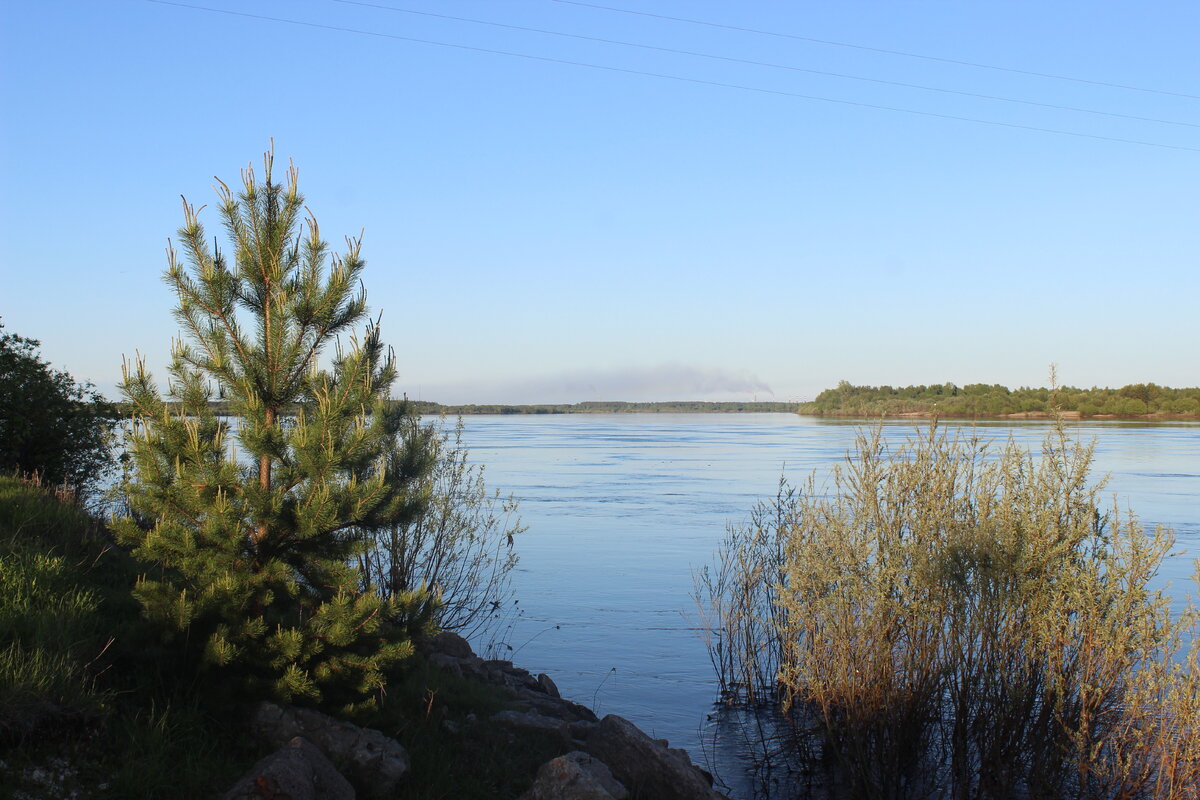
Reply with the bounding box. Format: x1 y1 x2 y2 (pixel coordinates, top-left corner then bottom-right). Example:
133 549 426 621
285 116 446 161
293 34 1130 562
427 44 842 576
0 322 116 497
699 424 1200 799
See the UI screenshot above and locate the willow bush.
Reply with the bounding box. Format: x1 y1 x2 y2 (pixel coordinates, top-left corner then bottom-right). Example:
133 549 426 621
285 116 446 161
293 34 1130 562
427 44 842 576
698 424 1199 800
358 416 524 642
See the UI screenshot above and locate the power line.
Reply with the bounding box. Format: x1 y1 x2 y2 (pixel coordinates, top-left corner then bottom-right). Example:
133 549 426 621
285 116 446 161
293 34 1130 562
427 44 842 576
144 0 1200 153
549 0 1200 102
332 0 1198 129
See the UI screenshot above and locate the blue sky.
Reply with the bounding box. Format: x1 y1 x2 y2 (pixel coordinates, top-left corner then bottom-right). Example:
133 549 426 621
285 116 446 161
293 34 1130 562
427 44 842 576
2 0 1197 403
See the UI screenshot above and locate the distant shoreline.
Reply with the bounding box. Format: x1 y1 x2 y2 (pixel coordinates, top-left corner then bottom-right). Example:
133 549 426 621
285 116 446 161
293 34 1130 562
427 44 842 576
797 382 1200 421
406 400 799 415
122 390 1200 421
806 410 1200 421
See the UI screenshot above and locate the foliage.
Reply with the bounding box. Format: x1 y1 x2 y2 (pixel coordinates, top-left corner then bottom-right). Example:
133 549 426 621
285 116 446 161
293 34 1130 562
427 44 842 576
0 321 116 496
111 147 436 712
698 424 1200 799
802 379 1200 418
0 475 256 797
359 416 524 641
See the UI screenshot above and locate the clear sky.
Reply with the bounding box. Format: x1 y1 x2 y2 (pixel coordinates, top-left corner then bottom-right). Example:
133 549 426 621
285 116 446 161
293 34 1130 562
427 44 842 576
2 0 1197 404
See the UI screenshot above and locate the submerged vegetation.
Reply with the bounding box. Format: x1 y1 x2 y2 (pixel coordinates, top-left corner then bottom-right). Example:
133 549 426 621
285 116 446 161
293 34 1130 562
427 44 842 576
802 380 1200 418
698 423 1200 799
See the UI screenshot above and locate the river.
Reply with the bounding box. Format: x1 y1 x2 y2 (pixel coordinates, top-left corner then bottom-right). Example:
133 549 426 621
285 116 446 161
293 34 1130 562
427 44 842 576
435 413 1200 797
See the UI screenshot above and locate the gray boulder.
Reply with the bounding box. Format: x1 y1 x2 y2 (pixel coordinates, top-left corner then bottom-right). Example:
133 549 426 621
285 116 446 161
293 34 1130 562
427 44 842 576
585 715 726 800
491 708 573 744
537 672 561 698
520 751 629 800
222 736 354 800
429 630 474 659
250 702 408 798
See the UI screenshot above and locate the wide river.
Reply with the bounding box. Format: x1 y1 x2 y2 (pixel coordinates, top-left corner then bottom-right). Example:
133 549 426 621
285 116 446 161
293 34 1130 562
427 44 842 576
431 413 1200 797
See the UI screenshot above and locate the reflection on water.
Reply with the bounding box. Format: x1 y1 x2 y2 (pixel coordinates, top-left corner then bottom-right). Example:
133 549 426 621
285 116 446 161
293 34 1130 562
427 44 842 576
434 414 1200 798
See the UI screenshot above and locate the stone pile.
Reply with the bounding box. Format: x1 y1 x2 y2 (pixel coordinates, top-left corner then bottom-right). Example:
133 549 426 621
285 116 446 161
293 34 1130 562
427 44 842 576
222 631 728 799
426 631 728 800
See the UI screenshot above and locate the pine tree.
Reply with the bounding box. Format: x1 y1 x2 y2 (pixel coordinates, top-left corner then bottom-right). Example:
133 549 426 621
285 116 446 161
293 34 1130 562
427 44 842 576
113 146 435 710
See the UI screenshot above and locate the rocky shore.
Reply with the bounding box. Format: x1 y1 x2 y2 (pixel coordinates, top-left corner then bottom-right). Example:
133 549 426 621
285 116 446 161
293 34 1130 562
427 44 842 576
223 631 728 799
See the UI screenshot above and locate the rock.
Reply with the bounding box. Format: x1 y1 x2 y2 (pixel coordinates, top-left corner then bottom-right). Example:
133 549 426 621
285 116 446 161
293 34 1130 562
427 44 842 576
222 736 354 800
491 709 572 743
585 715 726 800
430 630 475 659
483 660 542 692
428 652 465 677
537 672 561 698
428 649 489 680
520 750 630 800
250 702 409 798
517 691 600 724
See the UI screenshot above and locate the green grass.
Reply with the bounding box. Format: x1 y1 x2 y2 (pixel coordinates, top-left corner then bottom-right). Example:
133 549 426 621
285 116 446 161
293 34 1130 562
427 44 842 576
0 480 117 743
0 476 259 798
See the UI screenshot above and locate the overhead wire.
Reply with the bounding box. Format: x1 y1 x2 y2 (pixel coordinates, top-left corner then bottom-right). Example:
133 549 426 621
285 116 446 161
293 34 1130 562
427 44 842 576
548 0 1200 101
144 0 1200 153
330 0 1199 130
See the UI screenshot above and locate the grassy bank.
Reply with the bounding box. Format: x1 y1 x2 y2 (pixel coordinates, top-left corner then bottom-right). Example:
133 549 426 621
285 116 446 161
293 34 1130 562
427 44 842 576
0 475 258 798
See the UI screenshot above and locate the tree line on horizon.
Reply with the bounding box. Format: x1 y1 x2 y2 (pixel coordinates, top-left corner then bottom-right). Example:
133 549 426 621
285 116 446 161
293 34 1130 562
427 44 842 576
114 398 802 416
801 380 1200 418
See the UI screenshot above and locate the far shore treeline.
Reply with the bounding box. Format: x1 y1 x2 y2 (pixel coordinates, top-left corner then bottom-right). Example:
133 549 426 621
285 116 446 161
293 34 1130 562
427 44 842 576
118 399 802 416
120 383 1200 419
800 381 1200 419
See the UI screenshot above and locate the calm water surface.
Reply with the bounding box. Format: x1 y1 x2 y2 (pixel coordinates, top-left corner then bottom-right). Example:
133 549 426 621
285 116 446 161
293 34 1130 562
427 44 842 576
432 414 1200 796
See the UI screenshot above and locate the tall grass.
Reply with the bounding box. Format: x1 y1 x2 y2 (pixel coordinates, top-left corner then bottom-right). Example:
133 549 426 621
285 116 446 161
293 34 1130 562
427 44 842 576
698 424 1200 799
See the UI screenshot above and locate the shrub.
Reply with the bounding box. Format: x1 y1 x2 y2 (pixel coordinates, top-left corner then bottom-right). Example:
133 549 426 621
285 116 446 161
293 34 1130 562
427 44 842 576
698 424 1200 799
358 416 523 642
0 322 116 497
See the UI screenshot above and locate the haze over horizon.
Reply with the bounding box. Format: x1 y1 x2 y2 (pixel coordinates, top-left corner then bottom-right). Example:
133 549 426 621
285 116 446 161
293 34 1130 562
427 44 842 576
2 1 1197 404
